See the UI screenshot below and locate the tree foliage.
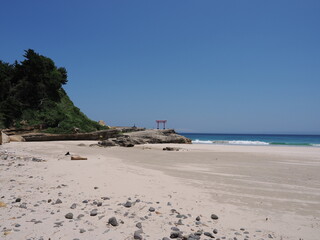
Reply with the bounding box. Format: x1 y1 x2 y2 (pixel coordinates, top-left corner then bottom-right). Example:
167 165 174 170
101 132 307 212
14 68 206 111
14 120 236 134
0 49 105 133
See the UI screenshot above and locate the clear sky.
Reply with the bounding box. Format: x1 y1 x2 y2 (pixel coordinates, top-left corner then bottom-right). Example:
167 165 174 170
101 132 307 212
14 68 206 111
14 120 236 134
1 1 319 134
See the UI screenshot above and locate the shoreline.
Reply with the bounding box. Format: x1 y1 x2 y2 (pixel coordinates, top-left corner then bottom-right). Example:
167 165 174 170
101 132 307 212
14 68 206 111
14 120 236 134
1 142 319 239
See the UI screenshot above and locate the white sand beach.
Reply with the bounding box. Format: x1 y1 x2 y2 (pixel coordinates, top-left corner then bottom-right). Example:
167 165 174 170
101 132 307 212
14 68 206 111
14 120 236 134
1 142 320 240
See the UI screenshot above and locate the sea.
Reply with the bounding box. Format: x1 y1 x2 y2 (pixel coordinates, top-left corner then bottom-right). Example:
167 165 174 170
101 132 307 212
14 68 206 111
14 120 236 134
178 133 320 147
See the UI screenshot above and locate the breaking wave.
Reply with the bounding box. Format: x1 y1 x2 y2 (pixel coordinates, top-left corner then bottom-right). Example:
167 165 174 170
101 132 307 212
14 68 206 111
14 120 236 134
192 139 269 145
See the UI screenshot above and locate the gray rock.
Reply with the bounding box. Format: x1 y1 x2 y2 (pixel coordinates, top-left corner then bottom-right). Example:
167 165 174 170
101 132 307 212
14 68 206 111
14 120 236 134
65 213 73 219
80 228 86 233
19 203 27 209
204 232 214 238
211 213 219 220
124 201 132 208
70 203 77 209
108 217 119 226
149 207 155 212
97 202 102 207
213 229 218 234
55 199 62 204
15 198 21 202
77 214 84 219
170 232 181 238
196 216 200 221
162 238 170 240
136 222 142 229
134 229 143 239
171 227 180 232
90 209 98 216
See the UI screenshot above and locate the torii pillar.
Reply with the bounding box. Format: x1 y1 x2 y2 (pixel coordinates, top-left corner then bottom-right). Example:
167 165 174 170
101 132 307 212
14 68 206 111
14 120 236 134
156 120 167 129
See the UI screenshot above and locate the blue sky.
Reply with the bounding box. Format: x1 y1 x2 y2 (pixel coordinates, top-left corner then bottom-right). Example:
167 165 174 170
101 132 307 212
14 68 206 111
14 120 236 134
1 1 319 134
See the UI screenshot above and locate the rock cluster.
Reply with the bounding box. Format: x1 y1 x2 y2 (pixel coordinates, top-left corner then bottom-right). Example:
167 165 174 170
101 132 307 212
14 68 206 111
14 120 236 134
97 129 191 147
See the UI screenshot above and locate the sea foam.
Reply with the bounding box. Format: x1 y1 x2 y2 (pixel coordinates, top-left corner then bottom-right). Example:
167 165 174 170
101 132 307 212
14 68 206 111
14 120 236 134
192 139 269 145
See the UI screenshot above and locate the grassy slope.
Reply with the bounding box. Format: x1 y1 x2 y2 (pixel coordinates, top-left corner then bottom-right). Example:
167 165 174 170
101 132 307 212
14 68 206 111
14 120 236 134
12 89 106 134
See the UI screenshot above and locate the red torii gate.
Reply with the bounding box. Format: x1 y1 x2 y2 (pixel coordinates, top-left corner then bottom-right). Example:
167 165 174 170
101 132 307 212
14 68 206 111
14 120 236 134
156 120 167 129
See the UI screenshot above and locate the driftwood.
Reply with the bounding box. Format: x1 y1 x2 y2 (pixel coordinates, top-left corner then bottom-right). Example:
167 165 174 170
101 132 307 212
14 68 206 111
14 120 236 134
71 155 87 160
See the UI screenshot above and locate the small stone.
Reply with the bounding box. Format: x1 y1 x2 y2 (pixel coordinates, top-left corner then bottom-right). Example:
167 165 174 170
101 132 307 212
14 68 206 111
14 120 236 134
211 214 219 220
124 201 132 208
204 232 214 238
136 222 142 229
77 214 84 219
134 230 143 239
149 207 155 212
162 238 170 240
55 199 62 204
80 228 86 233
108 217 119 226
97 202 102 207
19 203 27 209
268 234 273 238
171 227 180 232
196 216 200 221
94 186 98 189
15 224 21 227
213 229 218 234
15 198 21 202
90 209 98 216
82 200 88 203
65 213 73 219
170 232 180 238
70 203 77 209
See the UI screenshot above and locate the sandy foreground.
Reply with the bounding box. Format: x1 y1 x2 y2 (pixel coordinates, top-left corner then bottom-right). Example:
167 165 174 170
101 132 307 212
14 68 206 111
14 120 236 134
0 142 319 240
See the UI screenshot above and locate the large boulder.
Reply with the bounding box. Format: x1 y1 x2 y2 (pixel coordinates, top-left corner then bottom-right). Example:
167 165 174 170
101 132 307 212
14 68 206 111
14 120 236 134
97 129 191 147
125 129 191 144
1 131 11 144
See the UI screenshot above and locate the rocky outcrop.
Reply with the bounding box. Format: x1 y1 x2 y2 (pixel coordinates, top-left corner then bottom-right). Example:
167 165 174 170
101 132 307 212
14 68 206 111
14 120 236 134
0 131 11 145
125 129 191 144
97 129 191 147
22 129 121 141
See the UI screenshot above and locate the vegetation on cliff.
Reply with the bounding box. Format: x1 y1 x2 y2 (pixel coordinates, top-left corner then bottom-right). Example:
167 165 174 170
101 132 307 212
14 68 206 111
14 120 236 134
0 49 106 133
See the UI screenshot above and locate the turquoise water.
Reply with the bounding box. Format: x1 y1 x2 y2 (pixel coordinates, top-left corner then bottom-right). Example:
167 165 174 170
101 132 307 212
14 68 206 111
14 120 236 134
179 133 320 147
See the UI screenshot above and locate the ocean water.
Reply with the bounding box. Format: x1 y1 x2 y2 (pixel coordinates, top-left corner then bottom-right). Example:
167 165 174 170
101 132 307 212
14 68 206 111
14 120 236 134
179 133 320 147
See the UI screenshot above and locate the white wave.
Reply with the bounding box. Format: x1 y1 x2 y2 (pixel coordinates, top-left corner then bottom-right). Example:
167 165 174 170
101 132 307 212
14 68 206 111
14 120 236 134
192 140 269 145
226 140 269 145
192 139 213 144
312 144 320 147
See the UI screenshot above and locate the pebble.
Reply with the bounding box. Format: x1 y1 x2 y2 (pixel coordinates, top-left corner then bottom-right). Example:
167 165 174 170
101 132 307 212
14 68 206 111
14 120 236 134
80 228 86 233
149 207 155 212
19 203 27 209
70 203 77 209
170 231 181 238
204 232 215 238
136 222 142 229
134 229 143 239
55 199 62 204
213 229 218 234
124 201 132 208
211 213 219 220
15 198 21 202
65 213 73 219
90 209 98 216
108 217 119 226
77 214 85 219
